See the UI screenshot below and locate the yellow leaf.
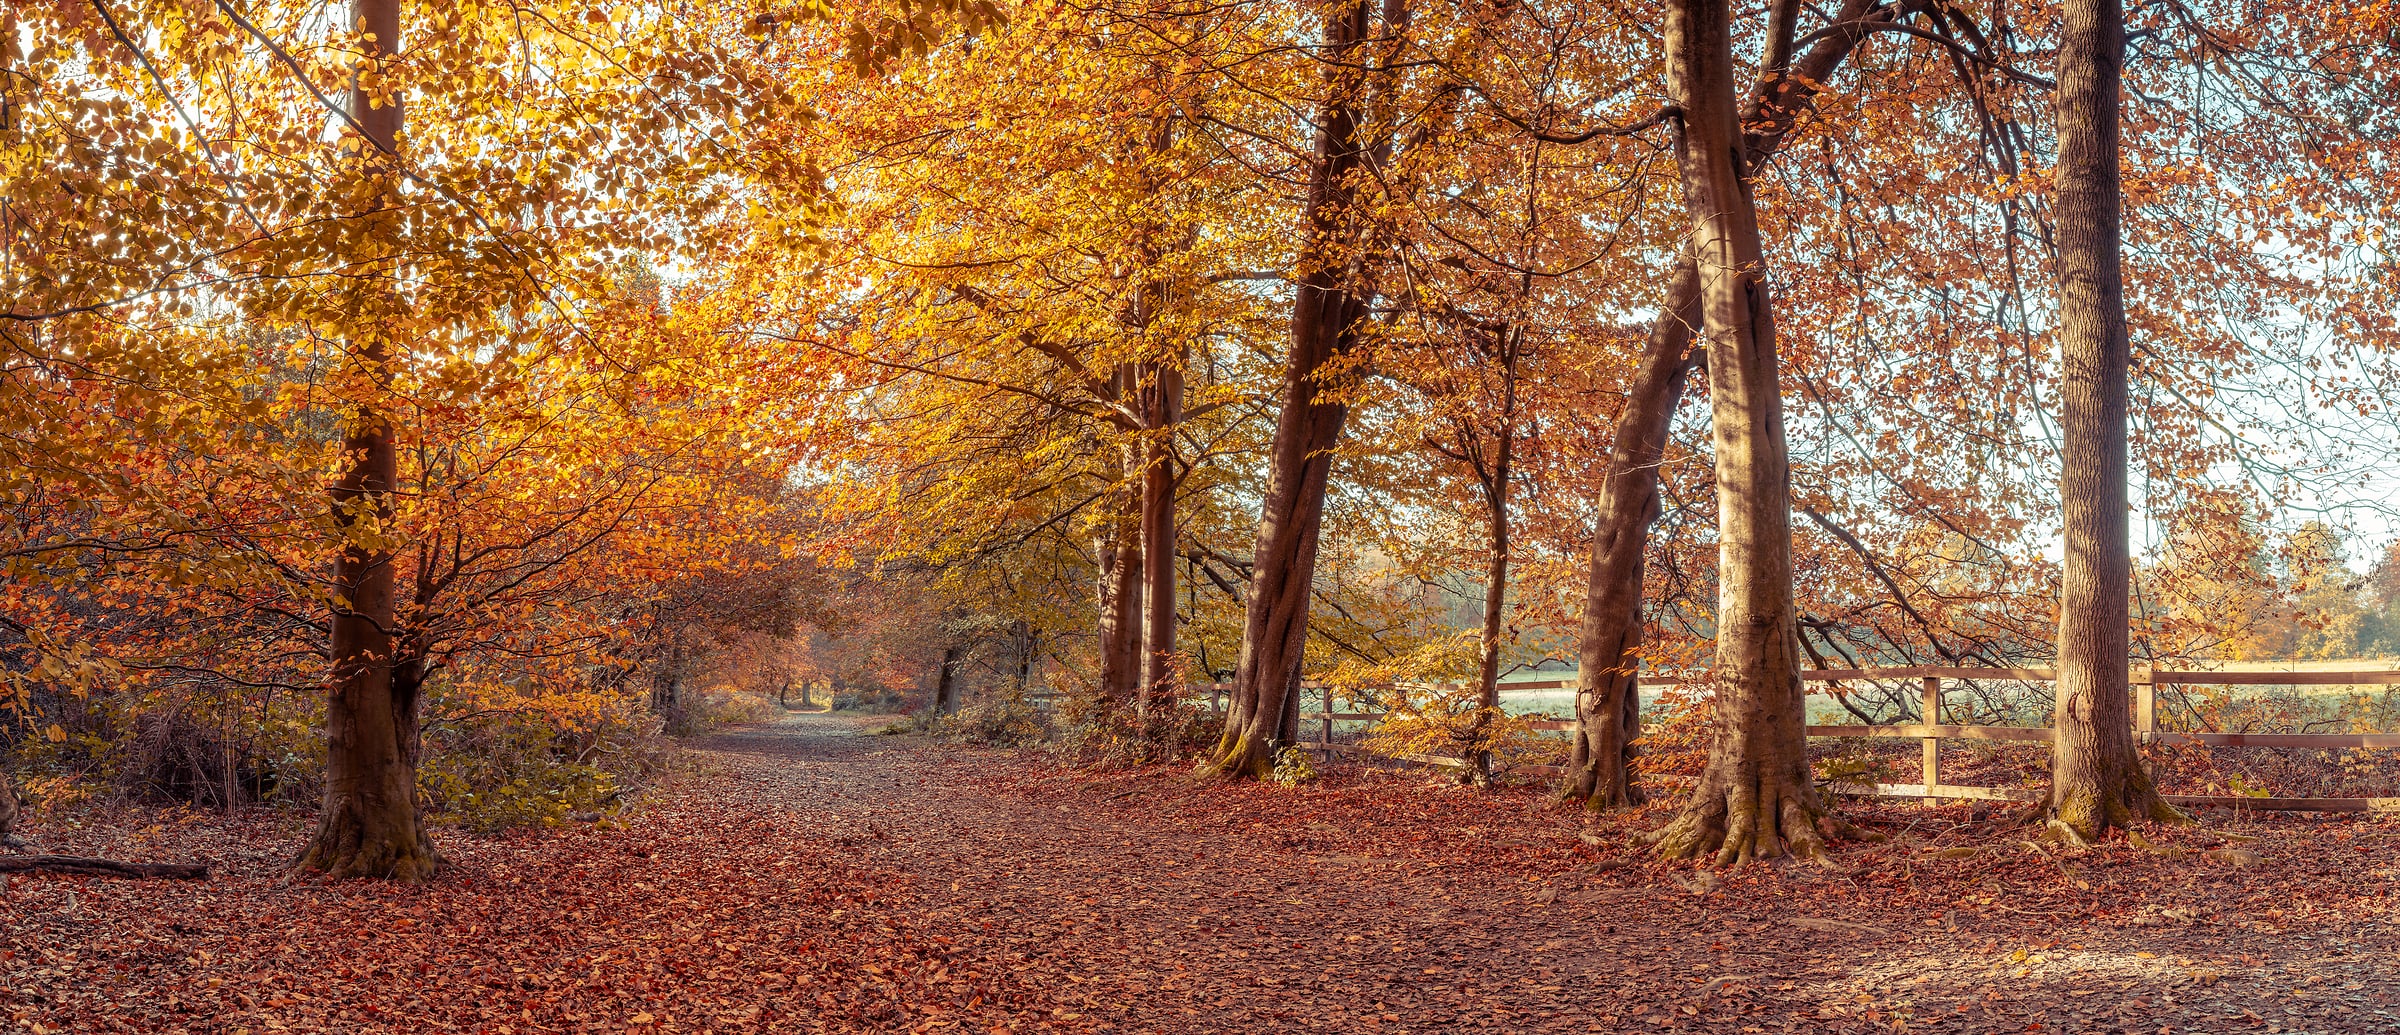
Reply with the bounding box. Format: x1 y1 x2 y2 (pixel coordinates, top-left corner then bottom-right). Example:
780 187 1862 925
46 724 67 742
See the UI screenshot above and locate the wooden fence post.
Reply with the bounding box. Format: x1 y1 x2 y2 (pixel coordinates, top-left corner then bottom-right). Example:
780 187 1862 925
2134 668 2156 745
1322 685 1335 745
1920 675 1941 805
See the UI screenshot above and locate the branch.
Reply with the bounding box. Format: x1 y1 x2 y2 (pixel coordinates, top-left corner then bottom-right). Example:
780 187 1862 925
0 855 209 879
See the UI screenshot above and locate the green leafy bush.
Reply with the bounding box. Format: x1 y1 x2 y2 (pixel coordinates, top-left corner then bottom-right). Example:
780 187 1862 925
416 699 662 833
1271 745 1318 788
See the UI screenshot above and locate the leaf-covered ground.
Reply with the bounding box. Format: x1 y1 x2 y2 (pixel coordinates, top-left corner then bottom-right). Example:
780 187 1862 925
6 712 2397 1034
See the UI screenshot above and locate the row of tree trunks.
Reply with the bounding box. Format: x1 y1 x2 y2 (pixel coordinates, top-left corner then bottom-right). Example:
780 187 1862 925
293 0 437 882
1094 353 1185 713
2045 0 2180 840
1209 0 1394 779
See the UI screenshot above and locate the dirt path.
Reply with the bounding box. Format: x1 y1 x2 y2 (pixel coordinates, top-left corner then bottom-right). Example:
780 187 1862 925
6 712 2396 1034
701 713 2400 1035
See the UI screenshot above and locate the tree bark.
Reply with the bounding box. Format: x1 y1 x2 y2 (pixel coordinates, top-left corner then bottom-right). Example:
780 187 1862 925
295 0 435 882
1097 375 1145 704
1138 359 1181 717
1461 325 1520 787
1564 0 1895 812
933 645 963 715
1465 497 1510 786
1011 618 1037 698
1648 0 1839 866
1208 0 1386 779
0 767 22 848
2046 0 2179 840
1562 263 1703 808
393 650 425 772
1096 503 1143 703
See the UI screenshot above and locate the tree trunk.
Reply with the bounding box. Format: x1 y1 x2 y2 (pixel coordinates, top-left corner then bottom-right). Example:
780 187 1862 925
295 0 435 882
1013 619 1038 699
1563 0 1894 812
1208 0 1384 779
933 645 963 716
1562 261 1703 808
1096 421 1145 703
393 650 425 773
1465 508 1510 786
0 766 23 848
1138 359 1181 718
2046 0 2179 840
1462 327 1519 787
650 645 684 715
1649 0 1838 867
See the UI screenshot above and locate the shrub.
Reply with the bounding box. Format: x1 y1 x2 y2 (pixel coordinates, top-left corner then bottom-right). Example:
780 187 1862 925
1359 682 1555 778
416 697 664 833
931 698 1050 747
1047 689 1223 767
1810 740 1902 795
830 687 912 713
1271 745 1318 788
659 687 771 737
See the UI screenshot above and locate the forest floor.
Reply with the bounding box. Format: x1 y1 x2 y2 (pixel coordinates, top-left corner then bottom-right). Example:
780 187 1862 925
4 711 2397 1035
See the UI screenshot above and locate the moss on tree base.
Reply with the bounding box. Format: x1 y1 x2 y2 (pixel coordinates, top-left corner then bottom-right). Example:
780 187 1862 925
2037 767 2190 844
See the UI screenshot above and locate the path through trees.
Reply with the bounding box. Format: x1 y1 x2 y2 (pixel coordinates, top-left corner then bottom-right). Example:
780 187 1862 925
8 713 2395 1032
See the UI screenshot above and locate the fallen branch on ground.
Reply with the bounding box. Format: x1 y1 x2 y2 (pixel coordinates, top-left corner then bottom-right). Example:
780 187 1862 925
0 855 209 879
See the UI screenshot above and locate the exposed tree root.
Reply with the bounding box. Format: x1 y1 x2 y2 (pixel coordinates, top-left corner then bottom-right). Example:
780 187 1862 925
1555 757 1645 811
293 804 440 882
2035 765 2191 843
1202 735 1274 782
1649 776 1859 868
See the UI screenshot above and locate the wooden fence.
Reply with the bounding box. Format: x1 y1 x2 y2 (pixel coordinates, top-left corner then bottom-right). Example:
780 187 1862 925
1028 667 2400 813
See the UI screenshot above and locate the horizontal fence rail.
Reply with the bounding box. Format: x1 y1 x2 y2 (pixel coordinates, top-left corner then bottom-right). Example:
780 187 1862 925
1023 666 2400 812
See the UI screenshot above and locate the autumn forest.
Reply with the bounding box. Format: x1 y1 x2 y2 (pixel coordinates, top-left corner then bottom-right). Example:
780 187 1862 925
5 0 2400 1031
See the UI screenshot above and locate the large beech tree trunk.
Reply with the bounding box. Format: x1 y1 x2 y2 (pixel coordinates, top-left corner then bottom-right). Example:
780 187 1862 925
1562 262 1702 808
1649 0 1839 866
296 0 436 881
1564 0 1896 811
1096 431 1145 703
2046 0 2179 840
1138 359 1181 716
1210 0 1384 778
